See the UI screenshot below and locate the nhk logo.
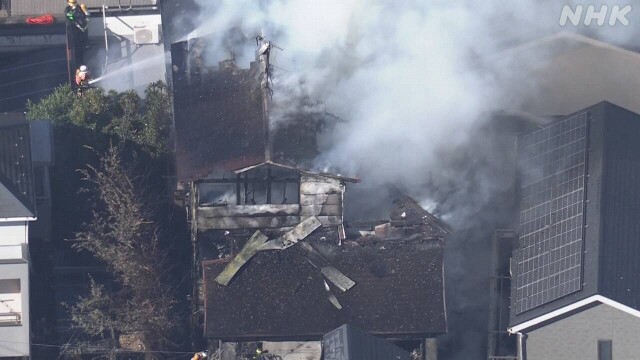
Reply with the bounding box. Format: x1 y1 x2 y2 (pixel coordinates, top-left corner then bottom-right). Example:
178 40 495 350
559 4 632 26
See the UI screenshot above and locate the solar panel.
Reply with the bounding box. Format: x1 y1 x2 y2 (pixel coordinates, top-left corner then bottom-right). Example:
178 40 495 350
514 113 588 314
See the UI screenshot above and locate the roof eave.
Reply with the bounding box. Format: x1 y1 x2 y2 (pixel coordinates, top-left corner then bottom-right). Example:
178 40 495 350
508 295 640 333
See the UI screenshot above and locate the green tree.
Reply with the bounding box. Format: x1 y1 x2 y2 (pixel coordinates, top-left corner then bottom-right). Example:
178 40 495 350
27 81 172 157
69 147 176 360
26 83 184 359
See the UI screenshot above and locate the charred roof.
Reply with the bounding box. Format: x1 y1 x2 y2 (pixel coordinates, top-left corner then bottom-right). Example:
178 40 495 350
203 230 446 341
171 38 332 182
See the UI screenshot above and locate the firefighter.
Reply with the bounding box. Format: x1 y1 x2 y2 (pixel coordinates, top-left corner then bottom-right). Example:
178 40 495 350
65 0 89 65
191 351 207 360
75 65 90 96
75 65 90 86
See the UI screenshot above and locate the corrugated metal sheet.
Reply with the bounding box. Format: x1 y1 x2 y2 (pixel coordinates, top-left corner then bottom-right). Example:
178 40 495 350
10 0 156 15
323 324 411 360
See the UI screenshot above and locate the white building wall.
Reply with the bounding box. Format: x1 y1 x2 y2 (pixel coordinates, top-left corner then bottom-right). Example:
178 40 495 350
526 303 640 360
0 221 29 358
0 263 29 358
0 221 28 246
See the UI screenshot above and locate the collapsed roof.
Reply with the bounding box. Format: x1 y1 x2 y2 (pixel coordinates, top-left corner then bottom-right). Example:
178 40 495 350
202 199 448 341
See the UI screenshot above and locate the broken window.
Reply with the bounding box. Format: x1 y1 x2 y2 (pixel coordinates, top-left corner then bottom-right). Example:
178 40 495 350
198 165 300 206
198 182 237 206
239 166 300 205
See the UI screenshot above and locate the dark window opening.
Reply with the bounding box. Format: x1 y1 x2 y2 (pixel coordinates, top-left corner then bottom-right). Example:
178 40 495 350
0 1 9 13
197 165 300 206
598 340 612 360
239 166 300 205
198 182 237 206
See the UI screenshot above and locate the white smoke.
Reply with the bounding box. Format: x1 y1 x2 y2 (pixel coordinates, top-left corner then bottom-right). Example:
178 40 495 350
184 0 638 202
181 1 639 358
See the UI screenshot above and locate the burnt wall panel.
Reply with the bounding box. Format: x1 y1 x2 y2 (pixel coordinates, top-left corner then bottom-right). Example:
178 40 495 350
172 40 266 182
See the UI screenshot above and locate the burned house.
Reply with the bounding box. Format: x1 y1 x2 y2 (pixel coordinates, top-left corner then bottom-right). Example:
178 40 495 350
171 35 448 357
203 197 448 340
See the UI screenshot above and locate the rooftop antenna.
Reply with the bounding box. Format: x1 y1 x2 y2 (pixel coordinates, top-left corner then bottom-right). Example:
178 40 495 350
256 34 283 162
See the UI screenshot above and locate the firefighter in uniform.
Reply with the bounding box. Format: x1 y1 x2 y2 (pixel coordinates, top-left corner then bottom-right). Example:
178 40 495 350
75 65 90 96
191 351 207 360
65 0 90 66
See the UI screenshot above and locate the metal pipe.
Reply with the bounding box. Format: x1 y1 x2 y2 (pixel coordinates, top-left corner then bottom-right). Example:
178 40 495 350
102 5 109 75
516 332 526 360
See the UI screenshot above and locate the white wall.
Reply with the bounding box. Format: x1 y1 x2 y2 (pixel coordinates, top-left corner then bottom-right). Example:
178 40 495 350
0 263 29 358
0 221 28 246
526 303 640 360
85 13 166 93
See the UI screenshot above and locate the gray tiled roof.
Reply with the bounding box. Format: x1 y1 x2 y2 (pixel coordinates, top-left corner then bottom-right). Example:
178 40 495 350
0 181 32 219
0 116 35 219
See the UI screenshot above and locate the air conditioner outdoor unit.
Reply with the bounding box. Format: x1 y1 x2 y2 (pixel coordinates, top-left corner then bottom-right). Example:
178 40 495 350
133 24 160 45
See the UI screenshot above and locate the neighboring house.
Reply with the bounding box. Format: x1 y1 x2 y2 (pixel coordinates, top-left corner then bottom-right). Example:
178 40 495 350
508 102 640 360
482 32 640 360
0 0 164 111
0 116 36 359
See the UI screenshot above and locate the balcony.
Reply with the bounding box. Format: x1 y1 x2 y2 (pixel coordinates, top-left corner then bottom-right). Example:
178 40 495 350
0 310 20 326
0 244 28 263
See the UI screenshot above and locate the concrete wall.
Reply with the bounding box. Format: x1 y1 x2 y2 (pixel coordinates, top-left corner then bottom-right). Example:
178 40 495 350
0 263 29 357
526 303 640 360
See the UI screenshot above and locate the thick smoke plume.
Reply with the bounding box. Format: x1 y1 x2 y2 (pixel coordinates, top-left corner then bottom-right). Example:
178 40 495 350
182 1 639 358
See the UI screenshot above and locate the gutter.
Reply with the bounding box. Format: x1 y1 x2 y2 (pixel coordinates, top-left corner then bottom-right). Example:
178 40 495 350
516 332 527 360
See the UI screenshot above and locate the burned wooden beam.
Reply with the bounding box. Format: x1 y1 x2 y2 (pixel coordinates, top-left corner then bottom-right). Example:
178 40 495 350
299 193 342 206
299 241 355 292
198 204 300 217
259 216 322 251
300 181 343 195
197 215 301 230
300 204 342 216
313 216 343 226
215 230 269 286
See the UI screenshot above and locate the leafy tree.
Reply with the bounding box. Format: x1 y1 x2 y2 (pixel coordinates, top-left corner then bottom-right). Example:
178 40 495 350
69 147 177 360
27 81 172 157
26 83 186 359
